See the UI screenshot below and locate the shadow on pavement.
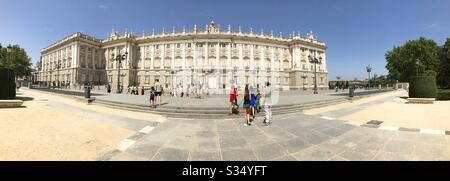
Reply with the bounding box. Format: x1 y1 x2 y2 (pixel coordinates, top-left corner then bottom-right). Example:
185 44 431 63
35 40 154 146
16 96 34 102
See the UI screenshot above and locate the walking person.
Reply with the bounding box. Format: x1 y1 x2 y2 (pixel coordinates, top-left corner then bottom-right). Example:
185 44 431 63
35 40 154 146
262 82 272 126
249 85 256 120
229 84 238 114
149 86 156 108
242 84 251 126
255 84 261 113
155 79 162 106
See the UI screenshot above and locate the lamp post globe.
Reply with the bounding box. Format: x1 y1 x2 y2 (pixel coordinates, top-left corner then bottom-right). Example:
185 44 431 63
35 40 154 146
366 65 372 89
112 51 128 93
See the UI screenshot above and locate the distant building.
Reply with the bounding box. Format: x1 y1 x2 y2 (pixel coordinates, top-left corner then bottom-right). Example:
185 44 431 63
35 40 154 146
37 21 328 92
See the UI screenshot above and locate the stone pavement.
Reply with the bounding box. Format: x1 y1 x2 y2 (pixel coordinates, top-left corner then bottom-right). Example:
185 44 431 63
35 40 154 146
31 86 392 109
93 89 390 109
107 112 450 161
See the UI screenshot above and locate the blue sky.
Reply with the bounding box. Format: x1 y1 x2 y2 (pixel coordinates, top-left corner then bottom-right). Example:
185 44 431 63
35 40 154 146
1 0 449 80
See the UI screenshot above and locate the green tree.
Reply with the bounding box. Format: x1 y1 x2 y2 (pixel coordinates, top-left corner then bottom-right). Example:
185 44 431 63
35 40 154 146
438 38 450 88
0 44 32 78
385 37 441 82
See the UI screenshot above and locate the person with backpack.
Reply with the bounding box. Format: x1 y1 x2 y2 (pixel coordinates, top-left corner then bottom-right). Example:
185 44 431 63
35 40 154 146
249 85 256 120
149 86 156 108
242 84 251 126
229 84 238 114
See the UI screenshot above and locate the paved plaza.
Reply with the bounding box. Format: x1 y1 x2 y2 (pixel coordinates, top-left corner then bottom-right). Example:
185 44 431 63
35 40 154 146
32 86 390 109
2 88 449 161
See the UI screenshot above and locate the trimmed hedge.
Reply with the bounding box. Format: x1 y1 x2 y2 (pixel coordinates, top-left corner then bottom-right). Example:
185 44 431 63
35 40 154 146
409 76 437 98
437 89 450 100
0 68 16 100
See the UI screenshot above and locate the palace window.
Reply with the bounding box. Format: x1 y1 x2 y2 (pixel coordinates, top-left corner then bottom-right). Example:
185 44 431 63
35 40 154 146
156 45 159 49
166 44 170 48
145 76 150 84
176 43 180 48
187 43 191 48
232 43 237 48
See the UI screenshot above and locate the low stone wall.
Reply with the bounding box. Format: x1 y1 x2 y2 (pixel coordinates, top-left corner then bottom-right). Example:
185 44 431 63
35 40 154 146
406 98 435 104
0 100 24 108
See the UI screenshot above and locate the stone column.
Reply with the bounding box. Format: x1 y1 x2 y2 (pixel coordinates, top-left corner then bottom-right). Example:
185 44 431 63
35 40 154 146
238 44 243 70
193 43 197 69
182 43 186 69
171 44 175 69
151 45 155 69
216 43 219 68
161 44 165 69
140 46 145 70
204 42 208 68
261 46 265 71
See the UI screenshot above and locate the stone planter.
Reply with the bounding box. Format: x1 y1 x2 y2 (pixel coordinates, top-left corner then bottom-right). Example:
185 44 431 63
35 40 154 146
0 100 24 108
406 98 435 104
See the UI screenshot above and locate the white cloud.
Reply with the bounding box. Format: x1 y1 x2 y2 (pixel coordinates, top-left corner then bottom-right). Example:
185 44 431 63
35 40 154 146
424 21 439 29
97 3 107 9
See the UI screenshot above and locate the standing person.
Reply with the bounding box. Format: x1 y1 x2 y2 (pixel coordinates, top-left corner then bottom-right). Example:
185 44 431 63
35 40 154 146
255 84 261 113
180 85 184 97
155 79 162 105
249 85 256 120
141 86 145 95
229 85 237 114
242 84 251 126
127 85 131 94
262 82 272 126
149 86 156 108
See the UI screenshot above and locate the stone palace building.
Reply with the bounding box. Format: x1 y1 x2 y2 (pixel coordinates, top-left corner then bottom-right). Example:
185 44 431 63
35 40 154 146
37 21 328 92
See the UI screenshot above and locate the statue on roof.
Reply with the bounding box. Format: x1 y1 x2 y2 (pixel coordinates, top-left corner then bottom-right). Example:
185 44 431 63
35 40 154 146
307 31 315 40
208 20 218 33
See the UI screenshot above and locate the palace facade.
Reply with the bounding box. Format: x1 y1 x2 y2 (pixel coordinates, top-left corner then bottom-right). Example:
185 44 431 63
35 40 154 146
37 21 328 92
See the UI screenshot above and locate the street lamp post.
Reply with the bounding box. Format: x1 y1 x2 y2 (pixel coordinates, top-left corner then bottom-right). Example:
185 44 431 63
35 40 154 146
336 75 341 92
366 65 372 89
170 69 178 95
308 52 322 94
111 50 128 93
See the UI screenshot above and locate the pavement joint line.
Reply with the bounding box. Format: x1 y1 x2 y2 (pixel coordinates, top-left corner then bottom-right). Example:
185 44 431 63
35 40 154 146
117 139 136 151
139 126 155 134
419 129 446 135
345 122 362 126
320 116 335 120
378 126 399 131
352 121 450 137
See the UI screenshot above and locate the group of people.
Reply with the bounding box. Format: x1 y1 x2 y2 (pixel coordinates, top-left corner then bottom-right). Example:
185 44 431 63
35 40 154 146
170 84 204 98
148 79 163 108
127 85 145 95
229 81 272 127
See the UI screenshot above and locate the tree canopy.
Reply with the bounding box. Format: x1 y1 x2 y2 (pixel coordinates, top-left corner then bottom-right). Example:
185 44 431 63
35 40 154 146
385 37 441 82
0 44 32 77
438 38 450 88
